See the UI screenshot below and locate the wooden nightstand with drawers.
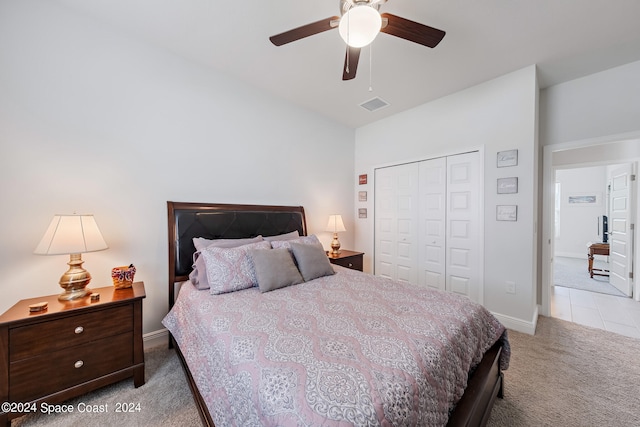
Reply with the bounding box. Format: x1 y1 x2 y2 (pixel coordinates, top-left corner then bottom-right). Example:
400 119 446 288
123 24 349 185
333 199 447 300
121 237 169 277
0 282 145 426
328 250 364 272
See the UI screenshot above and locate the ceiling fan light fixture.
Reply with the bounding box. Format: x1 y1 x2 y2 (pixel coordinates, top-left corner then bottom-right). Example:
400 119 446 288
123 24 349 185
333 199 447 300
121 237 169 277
338 5 382 48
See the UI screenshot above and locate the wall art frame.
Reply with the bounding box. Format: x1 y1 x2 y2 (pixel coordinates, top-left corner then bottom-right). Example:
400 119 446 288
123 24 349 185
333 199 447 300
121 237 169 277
497 149 518 168
497 177 518 194
496 205 517 221
567 193 601 206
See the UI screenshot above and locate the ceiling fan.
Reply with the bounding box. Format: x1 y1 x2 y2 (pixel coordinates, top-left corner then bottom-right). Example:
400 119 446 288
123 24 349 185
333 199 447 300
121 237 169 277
269 0 446 81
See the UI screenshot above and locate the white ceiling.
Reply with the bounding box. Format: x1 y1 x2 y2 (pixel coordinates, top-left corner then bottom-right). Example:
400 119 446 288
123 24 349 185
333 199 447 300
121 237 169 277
55 0 640 128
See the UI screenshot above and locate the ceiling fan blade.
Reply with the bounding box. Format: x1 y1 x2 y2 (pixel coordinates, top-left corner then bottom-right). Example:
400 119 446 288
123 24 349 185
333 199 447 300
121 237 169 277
270 16 339 46
342 46 361 81
380 13 445 48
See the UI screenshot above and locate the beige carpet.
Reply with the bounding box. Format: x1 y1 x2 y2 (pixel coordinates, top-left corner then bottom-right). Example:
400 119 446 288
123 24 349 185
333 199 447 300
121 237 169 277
12 316 640 426
12 344 200 427
488 316 640 426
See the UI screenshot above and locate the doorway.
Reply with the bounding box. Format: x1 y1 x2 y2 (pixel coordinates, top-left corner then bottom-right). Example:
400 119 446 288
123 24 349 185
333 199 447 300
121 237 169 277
550 163 640 338
542 137 640 338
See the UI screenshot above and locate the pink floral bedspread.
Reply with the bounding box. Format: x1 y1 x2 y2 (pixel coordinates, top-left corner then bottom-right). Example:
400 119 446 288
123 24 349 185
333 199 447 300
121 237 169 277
162 266 509 426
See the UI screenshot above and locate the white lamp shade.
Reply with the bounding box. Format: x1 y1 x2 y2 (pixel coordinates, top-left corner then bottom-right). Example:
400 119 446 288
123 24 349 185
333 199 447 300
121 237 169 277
34 214 108 255
339 5 382 48
326 215 346 233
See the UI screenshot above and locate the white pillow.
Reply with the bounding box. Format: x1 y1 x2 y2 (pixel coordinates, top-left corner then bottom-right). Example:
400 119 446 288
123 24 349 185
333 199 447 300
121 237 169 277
263 230 300 242
193 235 264 252
270 234 321 249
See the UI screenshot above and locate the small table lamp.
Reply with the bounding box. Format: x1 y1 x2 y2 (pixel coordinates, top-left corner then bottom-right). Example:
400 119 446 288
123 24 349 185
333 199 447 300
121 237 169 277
34 214 108 301
326 214 346 256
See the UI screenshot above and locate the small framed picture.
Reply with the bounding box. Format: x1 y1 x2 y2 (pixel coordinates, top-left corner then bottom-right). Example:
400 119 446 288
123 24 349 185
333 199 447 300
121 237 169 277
497 205 517 221
497 149 518 168
567 193 600 205
497 177 518 194
359 174 368 185
358 191 367 202
358 208 367 219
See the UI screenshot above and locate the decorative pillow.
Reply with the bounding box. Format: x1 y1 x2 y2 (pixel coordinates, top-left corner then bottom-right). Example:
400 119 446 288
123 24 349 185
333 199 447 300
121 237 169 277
270 234 321 249
188 256 208 290
290 242 335 282
263 230 300 242
201 241 271 294
250 248 304 293
193 235 263 252
189 237 264 289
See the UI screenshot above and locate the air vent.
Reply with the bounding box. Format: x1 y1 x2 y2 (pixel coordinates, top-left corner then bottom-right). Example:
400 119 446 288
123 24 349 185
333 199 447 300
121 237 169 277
359 97 390 112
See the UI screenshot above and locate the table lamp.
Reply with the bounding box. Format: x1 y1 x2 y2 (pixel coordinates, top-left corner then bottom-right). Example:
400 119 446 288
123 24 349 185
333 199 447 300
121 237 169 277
34 214 108 301
326 214 346 256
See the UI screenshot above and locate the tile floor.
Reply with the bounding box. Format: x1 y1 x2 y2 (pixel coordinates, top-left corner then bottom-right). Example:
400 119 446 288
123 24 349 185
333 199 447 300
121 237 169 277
551 286 640 339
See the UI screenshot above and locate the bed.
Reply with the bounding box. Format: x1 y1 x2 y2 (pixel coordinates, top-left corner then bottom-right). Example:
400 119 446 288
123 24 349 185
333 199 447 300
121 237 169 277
163 201 509 426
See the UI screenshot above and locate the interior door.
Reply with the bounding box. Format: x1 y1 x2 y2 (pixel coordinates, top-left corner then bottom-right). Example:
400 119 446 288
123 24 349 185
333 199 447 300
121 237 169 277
374 163 419 283
609 163 634 296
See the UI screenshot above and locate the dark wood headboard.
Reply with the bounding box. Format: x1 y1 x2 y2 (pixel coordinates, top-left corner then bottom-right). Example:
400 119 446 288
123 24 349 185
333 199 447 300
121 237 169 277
167 202 307 308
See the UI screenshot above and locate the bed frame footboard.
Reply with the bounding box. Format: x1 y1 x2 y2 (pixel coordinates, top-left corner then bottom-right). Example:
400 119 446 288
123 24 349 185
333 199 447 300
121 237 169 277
446 342 504 427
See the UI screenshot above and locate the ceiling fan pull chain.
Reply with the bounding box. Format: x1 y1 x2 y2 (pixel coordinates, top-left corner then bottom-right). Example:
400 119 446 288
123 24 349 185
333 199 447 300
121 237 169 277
346 9 351 73
369 43 373 91
346 48 350 74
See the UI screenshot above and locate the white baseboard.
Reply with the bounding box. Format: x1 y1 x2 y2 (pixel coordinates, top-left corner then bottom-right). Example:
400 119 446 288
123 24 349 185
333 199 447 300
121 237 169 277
143 328 169 350
491 306 539 335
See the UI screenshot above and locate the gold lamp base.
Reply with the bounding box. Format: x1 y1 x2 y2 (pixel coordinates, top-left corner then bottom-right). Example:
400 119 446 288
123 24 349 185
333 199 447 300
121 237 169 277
58 253 92 301
330 233 341 256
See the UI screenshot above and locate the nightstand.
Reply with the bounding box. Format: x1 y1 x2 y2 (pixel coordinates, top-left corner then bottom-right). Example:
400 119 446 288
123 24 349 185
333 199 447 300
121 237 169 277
328 250 364 271
0 282 146 426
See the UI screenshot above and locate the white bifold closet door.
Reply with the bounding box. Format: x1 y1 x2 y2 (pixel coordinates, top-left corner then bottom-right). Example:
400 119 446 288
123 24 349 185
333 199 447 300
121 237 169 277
375 152 480 302
375 162 420 284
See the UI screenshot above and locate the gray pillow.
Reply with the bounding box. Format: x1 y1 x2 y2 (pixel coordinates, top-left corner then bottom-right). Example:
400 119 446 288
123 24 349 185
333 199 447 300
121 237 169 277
289 242 335 281
250 248 304 293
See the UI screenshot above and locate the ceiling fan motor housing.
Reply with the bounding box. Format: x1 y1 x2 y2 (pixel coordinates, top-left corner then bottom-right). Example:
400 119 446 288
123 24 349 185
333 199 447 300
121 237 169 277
339 2 383 48
340 0 384 16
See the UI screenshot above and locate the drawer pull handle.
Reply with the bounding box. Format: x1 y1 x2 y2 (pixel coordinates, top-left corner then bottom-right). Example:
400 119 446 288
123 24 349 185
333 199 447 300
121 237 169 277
348 263 353 267
74 360 84 369
75 326 84 334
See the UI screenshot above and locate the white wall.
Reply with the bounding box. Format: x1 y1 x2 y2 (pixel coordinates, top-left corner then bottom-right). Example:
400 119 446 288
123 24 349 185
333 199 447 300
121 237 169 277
354 66 539 333
0 1 355 334
540 60 640 146
554 167 608 258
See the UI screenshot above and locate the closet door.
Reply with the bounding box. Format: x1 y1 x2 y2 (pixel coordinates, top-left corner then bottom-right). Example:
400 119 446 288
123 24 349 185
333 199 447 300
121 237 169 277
374 152 480 302
445 152 480 301
418 157 447 290
374 163 419 283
